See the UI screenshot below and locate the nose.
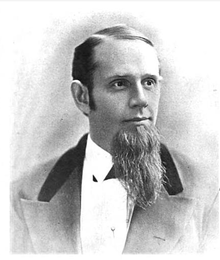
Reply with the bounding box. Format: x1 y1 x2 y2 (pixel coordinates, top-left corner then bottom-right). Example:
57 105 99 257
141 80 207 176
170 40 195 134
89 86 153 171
129 83 148 109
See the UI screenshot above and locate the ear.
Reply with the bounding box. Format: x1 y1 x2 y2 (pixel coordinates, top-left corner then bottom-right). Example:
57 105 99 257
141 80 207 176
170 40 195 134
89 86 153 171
71 80 90 115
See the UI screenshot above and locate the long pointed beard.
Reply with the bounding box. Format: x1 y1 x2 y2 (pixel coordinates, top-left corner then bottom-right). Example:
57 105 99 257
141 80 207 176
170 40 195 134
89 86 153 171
111 124 165 210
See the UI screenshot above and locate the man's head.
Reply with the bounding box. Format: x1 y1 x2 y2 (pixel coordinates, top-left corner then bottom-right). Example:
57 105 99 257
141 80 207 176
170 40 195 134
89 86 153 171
71 24 162 153
72 24 156 110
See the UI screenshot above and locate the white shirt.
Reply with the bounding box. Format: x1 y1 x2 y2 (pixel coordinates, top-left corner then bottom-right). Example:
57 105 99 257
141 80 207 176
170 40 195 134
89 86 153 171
80 135 133 254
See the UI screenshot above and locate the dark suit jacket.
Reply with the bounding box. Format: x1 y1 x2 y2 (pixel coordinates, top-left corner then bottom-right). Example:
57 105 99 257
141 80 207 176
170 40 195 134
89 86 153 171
11 134 219 253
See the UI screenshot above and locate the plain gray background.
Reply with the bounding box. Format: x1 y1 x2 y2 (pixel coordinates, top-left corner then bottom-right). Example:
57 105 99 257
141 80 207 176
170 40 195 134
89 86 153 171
9 1 219 195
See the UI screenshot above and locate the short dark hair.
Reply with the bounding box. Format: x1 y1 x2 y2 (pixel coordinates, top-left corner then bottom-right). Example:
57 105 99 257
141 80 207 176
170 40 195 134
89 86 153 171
72 24 155 110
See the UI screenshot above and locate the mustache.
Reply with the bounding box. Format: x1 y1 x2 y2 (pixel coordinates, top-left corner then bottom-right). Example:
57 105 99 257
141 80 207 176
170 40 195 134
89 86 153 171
111 124 165 209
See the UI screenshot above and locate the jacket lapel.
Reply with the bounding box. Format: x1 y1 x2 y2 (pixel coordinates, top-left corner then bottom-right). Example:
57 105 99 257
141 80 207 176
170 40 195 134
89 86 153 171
123 187 196 254
20 166 83 253
20 135 88 253
123 144 195 254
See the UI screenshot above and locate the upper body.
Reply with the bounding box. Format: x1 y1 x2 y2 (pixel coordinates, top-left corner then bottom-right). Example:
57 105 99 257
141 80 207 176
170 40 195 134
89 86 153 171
10 134 219 254
11 25 219 254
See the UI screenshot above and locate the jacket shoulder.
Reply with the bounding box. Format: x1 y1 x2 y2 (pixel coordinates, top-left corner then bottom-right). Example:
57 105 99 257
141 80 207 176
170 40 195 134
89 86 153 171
11 134 88 202
11 157 59 202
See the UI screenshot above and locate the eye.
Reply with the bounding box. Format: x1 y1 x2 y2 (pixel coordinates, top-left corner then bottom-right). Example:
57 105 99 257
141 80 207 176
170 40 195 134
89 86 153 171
110 79 130 90
143 78 157 89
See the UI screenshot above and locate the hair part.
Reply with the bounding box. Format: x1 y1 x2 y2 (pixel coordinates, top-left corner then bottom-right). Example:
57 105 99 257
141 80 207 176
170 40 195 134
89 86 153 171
72 24 157 111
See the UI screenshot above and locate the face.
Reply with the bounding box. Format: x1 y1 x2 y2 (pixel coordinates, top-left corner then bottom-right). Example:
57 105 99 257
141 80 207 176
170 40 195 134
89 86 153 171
88 38 161 153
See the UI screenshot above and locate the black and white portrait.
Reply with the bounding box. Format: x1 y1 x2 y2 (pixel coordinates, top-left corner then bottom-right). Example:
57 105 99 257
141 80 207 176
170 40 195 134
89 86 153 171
8 1 219 255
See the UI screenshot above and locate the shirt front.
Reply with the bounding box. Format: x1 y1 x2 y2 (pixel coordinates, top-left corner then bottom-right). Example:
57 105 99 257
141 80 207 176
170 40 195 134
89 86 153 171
80 135 132 254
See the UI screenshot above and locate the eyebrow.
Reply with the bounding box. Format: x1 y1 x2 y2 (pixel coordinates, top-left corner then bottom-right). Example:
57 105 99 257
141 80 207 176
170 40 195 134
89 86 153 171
107 73 163 81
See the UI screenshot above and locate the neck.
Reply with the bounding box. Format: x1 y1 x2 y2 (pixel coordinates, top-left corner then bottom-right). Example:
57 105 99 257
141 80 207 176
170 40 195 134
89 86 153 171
89 132 111 154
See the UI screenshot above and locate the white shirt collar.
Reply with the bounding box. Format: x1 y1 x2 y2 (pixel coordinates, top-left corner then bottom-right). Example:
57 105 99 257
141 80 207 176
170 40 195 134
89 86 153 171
81 134 134 253
84 134 113 182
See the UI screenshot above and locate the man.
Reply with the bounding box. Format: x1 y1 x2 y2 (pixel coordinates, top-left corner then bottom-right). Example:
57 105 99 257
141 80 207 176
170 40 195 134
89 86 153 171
11 25 218 254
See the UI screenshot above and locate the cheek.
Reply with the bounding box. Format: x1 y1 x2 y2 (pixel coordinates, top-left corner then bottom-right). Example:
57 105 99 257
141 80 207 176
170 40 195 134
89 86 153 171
95 92 126 119
99 99 123 122
152 95 160 109
151 89 160 106
148 92 160 118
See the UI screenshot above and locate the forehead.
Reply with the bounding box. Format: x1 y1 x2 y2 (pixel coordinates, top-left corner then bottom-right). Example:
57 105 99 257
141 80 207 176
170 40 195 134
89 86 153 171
93 38 160 78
